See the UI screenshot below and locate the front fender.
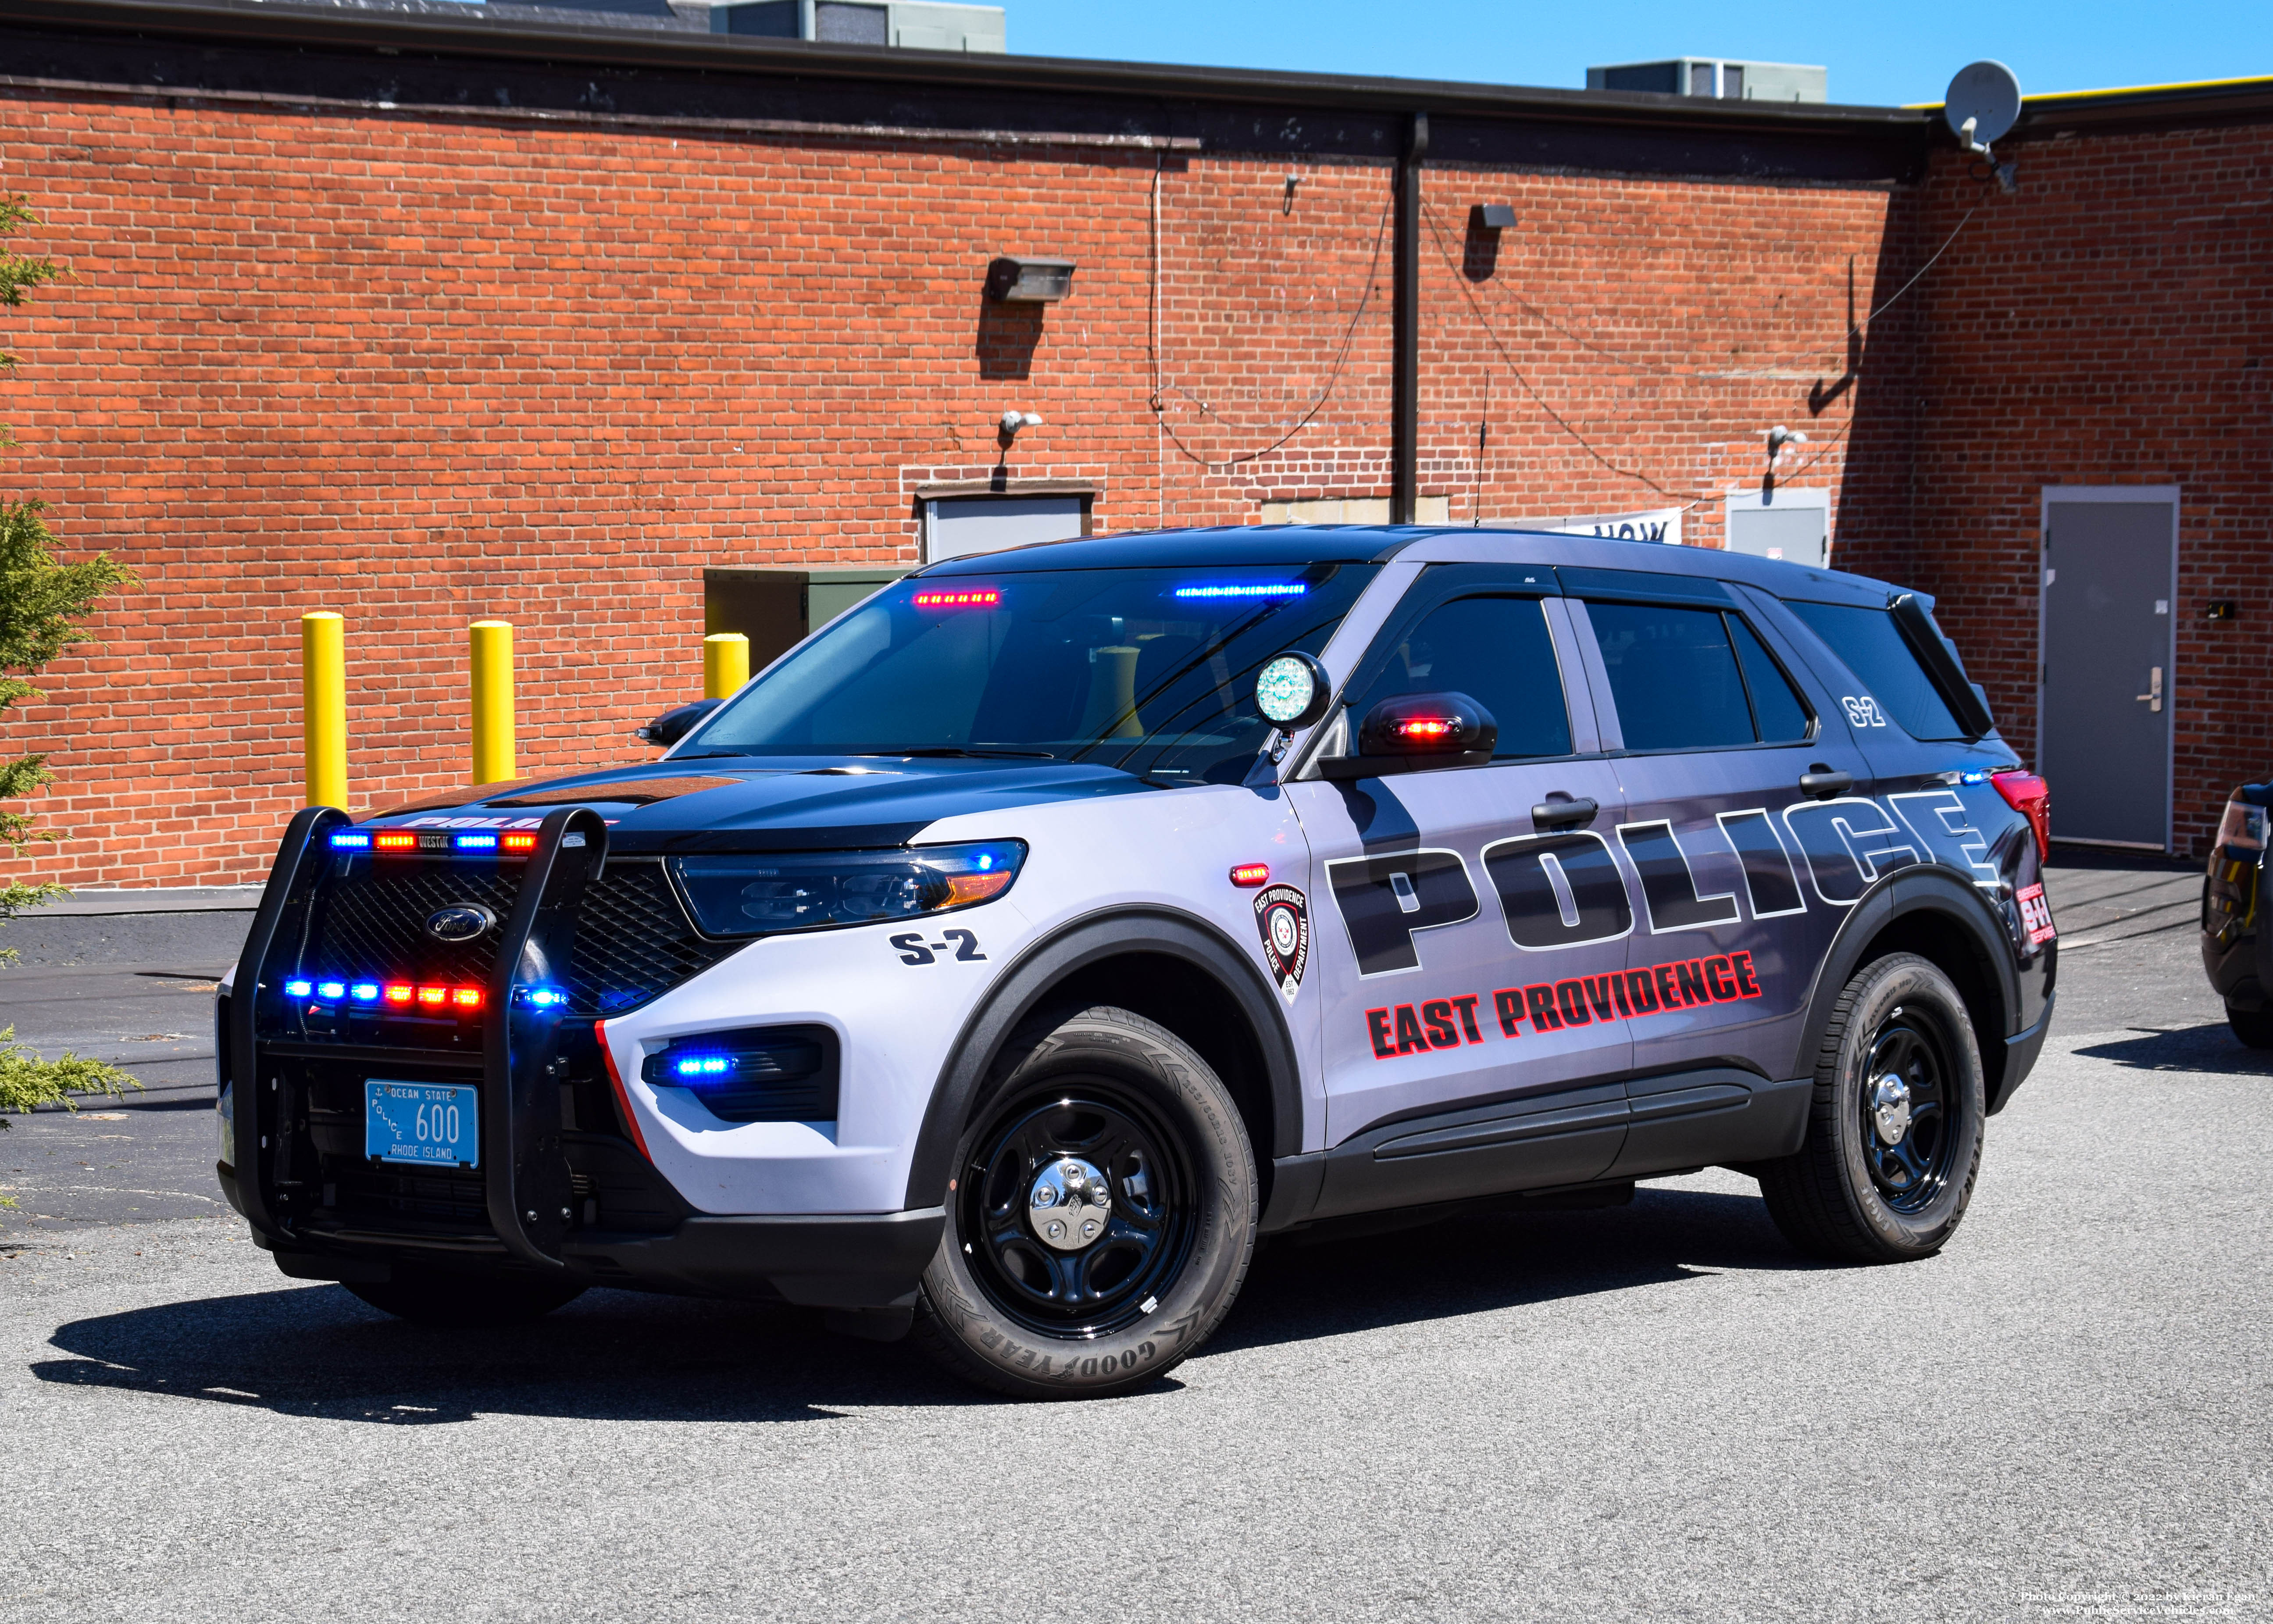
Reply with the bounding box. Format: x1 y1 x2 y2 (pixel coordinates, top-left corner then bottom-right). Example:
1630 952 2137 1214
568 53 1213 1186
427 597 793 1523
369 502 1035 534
900 906 1303 1210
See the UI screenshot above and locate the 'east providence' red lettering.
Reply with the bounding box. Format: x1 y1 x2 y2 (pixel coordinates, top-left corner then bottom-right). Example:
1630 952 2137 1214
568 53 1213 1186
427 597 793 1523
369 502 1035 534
1366 1008 1395 1058
1392 1005 1429 1056
1494 989 1525 1036
1420 999 1463 1049
1525 984 1563 1031
1450 994 1483 1043
1702 955 1737 1001
1731 950 1762 998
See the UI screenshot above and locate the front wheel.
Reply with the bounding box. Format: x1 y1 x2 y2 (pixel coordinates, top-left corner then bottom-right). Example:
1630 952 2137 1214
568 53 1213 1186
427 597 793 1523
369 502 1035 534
912 1004 1256 1399
2227 1002 2273 1050
1758 953 1985 1264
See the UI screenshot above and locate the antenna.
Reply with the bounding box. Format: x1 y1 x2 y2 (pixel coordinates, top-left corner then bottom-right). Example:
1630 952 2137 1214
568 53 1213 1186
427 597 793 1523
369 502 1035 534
1944 60 2022 157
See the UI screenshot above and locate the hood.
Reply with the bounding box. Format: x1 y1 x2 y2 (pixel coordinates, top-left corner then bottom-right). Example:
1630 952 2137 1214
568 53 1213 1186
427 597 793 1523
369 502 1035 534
371 756 1156 853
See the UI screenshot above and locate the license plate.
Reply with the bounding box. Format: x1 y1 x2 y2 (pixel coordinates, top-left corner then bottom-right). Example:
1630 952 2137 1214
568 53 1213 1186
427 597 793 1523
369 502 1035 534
364 1080 479 1168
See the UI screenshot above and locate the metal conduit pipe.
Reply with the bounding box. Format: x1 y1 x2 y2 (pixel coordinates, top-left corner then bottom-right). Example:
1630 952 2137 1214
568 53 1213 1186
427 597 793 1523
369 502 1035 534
1391 111 1428 525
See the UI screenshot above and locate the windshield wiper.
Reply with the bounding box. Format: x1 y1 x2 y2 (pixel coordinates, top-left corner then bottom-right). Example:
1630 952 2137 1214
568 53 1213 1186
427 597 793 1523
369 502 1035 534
863 747 1058 760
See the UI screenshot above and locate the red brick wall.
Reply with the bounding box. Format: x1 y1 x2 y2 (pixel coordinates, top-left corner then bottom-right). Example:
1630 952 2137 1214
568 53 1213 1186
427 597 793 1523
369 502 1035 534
19 82 2248 882
1832 128 2273 855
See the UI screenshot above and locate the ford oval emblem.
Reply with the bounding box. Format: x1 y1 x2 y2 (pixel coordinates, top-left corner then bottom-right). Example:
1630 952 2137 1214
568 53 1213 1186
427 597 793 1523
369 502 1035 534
426 904 498 944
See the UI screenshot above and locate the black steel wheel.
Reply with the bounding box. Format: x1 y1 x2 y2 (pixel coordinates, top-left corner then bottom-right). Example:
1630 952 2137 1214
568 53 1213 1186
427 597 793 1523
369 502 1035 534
1759 953 1985 1264
913 1004 1256 1399
960 1090 1196 1340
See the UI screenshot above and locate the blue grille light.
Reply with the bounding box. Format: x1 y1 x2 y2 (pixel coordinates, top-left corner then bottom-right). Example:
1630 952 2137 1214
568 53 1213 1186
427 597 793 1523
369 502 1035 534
329 831 372 850
454 832 499 851
316 981 346 1001
517 985 568 1009
285 979 314 998
1959 770 1991 785
674 1055 732 1078
350 982 381 1003
1173 582 1307 600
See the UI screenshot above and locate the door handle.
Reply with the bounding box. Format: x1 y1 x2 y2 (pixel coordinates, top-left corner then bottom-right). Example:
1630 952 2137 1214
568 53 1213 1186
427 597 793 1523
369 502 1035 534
1799 768 1852 799
1531 796 1599 830
2135 667 2163 713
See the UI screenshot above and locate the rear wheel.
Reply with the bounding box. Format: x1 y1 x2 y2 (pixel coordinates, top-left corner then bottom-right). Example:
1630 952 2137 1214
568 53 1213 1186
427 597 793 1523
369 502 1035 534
1758 953 1985 1264
345 1268 585 1328
2227 1002 2273 1050
912 1004 1256 1399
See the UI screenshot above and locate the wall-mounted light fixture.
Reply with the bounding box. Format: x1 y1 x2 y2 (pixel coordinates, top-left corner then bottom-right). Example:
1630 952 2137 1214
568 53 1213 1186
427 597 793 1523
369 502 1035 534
999 409 1042 440
1766 424 1809 460
985 256 1076 303
1470 203 1517 232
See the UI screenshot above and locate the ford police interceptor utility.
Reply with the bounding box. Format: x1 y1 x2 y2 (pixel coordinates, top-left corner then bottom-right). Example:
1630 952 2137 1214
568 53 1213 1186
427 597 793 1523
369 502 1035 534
217 526 2058 1399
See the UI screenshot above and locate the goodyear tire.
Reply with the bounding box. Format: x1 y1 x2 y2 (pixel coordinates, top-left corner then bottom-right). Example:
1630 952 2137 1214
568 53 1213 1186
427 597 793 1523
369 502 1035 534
912 1004 1256 1400
2227 1002 2273 1050
345 1268 585 1328
1758 953 1985 1264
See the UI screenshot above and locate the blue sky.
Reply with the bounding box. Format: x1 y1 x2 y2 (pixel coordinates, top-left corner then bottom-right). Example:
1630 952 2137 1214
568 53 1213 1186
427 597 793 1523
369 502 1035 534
1006 1 2272 108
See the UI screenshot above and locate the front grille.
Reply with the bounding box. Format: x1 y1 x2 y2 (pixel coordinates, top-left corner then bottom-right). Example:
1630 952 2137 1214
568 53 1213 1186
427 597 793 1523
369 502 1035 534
289 855 739 1017
567 863 741 1014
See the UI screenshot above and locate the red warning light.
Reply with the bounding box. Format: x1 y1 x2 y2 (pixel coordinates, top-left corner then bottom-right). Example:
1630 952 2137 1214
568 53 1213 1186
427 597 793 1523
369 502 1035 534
1392 717 1454 741
451 987 485 1010
911 588 1000 610
374 830 418 852
501 832 538 853
1229 863 1271 888
383 983 415 1006
416 985 448 1007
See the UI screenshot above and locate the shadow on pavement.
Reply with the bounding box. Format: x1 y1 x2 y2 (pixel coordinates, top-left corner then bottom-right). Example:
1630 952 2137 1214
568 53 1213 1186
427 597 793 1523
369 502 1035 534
30 1185 1802 1421
2073 1022 2273 1074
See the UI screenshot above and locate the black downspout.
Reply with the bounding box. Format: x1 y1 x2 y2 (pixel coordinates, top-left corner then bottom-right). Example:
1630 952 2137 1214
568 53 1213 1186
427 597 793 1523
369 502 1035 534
1390 110 1428 525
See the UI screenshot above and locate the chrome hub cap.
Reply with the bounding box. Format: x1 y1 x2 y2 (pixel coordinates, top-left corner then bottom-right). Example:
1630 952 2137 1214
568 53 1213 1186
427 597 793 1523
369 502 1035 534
1029 1156 1112 1251
1870 1073 1914 1146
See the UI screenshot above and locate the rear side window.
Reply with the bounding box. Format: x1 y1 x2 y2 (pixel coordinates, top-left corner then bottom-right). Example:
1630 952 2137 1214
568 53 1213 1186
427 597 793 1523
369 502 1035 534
1351 595 1573 760
1783 601 1965 741
1586 602 1816 752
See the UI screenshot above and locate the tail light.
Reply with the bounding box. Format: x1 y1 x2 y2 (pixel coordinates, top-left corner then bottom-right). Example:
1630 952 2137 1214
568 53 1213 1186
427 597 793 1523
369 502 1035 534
1992 770 2050 861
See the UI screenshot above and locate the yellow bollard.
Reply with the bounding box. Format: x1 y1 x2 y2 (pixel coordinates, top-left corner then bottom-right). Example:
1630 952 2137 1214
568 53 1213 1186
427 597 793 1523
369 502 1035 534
300 611 348 810
469 620 516 785
703 632 750 700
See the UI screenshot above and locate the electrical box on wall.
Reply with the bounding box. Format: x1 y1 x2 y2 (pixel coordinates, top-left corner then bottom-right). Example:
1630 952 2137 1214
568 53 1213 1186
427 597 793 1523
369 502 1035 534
703 567 909 671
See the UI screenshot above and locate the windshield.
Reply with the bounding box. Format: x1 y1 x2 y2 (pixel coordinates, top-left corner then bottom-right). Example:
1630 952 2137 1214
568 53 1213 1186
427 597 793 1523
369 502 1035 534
681 563 1380 785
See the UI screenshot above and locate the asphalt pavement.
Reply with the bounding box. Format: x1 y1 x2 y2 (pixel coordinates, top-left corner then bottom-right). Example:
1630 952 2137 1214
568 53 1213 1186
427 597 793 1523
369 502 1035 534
0 859 2264 1621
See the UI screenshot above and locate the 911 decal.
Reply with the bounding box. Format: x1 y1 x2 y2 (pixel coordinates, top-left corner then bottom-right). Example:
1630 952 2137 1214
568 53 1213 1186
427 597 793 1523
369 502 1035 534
1363 951 1763 1059
2016 882 2056 946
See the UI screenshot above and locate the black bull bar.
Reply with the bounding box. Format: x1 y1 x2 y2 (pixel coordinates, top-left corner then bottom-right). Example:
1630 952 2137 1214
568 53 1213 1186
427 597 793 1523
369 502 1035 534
222 804 943 1307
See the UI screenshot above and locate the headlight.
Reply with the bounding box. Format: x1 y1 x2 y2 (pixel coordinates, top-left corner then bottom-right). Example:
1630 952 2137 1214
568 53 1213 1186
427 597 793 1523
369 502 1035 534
668 840 1025 939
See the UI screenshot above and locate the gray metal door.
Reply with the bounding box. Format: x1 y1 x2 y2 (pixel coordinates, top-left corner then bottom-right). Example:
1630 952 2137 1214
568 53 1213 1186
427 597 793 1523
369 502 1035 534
2041 492 2177 849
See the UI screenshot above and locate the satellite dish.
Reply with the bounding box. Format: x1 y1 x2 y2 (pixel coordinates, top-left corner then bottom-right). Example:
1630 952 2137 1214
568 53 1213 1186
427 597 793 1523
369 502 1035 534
1945 60 2022 153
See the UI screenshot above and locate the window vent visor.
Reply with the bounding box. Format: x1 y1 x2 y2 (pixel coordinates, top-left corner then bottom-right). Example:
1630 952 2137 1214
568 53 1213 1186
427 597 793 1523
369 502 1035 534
1889 593 1996 740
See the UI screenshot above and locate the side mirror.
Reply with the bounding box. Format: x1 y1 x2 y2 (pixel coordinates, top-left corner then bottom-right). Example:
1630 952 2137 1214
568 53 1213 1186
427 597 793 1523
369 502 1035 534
1254 651 1334 731
635 697 722 749
1319 692 1498 780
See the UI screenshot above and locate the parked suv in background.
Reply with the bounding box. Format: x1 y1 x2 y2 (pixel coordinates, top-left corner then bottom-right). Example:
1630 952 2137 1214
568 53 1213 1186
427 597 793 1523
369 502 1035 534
2202 782 2272 1048
217 526 2058 1398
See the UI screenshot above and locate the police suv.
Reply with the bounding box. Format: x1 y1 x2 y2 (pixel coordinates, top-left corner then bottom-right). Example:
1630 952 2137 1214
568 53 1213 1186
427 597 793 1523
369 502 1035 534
218 527 2058 1398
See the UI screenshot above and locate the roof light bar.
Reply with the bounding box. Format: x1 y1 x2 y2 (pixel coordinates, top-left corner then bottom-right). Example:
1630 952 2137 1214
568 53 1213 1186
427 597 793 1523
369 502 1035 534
1173 582 1307 600
453 832 499 851
911 588 1001 609
328 831 372 850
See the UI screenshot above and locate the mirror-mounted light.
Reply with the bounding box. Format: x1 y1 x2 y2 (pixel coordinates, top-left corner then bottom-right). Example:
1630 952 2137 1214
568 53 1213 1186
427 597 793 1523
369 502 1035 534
636 697 722 749
1255 650 1333 730
1320 692 1498 780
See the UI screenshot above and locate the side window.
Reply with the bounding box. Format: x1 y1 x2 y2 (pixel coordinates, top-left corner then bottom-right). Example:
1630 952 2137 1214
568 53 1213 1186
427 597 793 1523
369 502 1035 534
1586 602 1752 751
1729 616 1813 743
1349 595 1573 760
1782 600 1966 741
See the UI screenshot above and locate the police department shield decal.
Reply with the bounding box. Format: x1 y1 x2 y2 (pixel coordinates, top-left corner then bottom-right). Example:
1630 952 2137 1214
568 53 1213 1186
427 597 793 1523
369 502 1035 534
1253 884 1310 999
